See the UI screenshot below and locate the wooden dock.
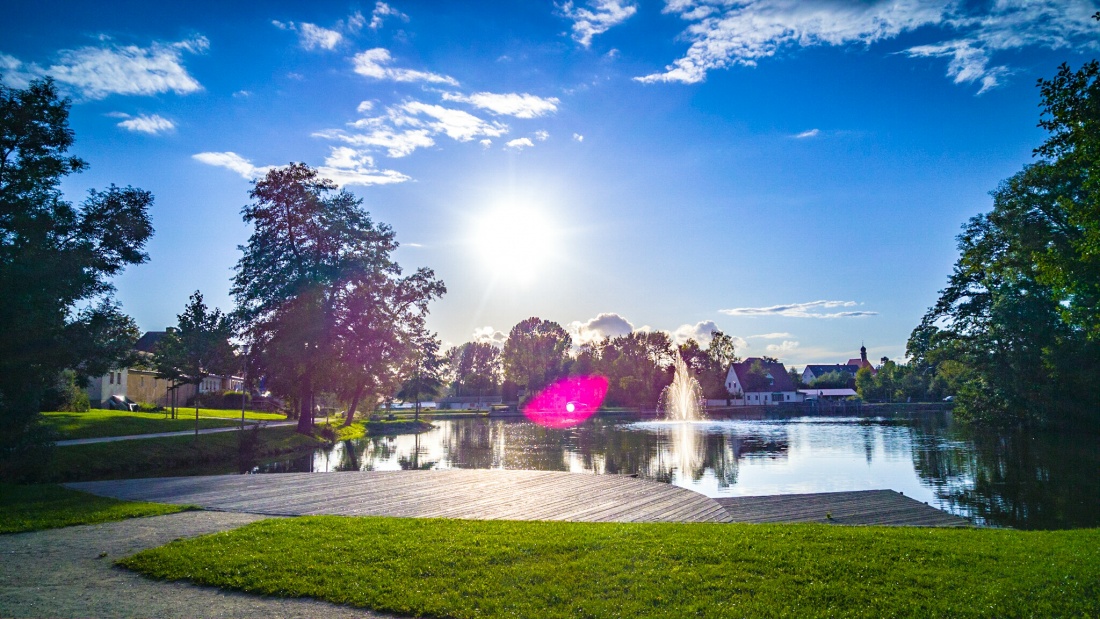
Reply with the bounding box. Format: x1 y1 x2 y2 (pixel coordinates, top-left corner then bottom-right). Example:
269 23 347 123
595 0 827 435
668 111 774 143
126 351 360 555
67 471 970 527
717 490 971 526
67 470 733 523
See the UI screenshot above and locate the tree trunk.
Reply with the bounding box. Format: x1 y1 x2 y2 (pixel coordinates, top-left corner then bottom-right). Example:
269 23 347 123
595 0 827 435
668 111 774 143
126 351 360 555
344 383 365 427
296 376 313 434
194 380 200 439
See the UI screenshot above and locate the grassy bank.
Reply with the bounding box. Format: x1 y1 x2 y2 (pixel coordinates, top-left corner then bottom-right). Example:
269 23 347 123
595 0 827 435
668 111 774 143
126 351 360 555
43 418 433 483
42 410 244 440
121 516 1099 618
0 483 189 534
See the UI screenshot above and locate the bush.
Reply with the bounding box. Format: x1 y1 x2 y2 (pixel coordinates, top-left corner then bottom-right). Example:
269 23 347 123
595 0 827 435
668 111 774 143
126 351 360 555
39 370 90 413
191 391 251 411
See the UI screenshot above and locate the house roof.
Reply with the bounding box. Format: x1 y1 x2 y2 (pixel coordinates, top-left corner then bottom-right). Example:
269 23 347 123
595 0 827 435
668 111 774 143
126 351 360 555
134 331 168 354
803 364 862 377
730 358 797 392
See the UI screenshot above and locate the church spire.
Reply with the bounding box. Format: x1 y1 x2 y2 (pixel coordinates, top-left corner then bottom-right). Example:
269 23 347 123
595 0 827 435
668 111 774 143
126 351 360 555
860 343 867 365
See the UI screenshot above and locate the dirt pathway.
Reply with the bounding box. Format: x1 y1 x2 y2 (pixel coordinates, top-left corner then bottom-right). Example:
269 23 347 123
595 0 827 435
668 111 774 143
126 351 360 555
0 511 398 618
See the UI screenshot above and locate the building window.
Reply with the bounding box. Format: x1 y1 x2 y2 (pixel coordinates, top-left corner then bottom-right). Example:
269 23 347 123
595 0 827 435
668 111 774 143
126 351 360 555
109 373 114 385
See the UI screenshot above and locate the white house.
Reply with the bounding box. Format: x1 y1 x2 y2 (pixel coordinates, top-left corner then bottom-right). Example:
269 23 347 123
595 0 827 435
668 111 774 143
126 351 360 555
725 358 801 406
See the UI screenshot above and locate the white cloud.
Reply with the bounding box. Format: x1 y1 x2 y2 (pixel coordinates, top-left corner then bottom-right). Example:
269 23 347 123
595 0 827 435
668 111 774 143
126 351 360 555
6 36 208 100
233 90 252 98
765 340 800 353
298 23 343 50
534 130 550 141
352 48 459 86
794 128 820 139
192 152 274 180
472 326 508 348
505 137 534 150
635 0 1099 92
193 148 410 187
370 2 408 29
559 0 638 47
479 139 493 148
274 11 369 51
399 101 508 141
905 40 1009 94
720 300 878 318
570 313 635 345
0 53 38 88
115 113 175 135
442 91 560 118
315 126 435 158
671 320 720 346
315 98 508 160
749 332 793 339
573 133 584 142
316 146 411 186
356 100 374 113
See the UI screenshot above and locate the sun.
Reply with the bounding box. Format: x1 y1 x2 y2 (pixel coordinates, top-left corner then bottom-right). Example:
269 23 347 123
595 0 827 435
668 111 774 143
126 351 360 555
471 204 560 282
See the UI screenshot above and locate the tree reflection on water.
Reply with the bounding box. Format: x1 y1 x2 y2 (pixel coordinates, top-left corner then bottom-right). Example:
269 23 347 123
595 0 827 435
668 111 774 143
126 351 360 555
910 413 1099 529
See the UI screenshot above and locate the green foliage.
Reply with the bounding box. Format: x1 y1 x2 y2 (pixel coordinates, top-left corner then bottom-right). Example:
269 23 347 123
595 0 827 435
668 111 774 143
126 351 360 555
589 331 674 407
232 164 443 432
0 483 187 534
0 78 152 459
121 516 1100 618
153 291 237 405
910 61 1100 426
447 341 501 397
501 317 572 395
808 370 852 389
39 370 91 412
39 410 240 440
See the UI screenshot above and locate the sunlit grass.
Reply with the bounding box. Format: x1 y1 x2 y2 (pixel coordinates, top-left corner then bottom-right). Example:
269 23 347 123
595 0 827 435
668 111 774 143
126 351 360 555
0 483 189 534
121 516 1100 618
42 410 243 440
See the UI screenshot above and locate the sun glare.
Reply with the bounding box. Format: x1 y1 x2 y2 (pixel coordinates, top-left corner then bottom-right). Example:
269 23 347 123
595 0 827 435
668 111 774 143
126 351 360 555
472 204 560 282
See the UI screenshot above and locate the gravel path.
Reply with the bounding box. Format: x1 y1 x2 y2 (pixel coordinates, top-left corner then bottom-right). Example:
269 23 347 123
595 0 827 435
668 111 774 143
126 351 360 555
0 511 398 618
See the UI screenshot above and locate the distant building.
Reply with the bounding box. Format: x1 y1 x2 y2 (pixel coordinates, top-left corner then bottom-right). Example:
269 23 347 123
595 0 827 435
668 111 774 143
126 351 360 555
725 358 800 406
801 364 863 386
846 345 876 374
798 388 859 401
84 329 241 408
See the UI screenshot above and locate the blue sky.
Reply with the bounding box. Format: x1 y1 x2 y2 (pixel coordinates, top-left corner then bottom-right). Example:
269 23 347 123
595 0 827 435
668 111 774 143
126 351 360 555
3 0 1097 369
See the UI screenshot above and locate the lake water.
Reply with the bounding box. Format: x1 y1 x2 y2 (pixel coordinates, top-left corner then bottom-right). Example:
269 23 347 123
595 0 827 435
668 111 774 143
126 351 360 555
254 411 1099 530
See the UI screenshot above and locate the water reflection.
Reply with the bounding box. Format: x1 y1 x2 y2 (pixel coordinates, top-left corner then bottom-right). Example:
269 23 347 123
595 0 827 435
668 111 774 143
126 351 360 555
250 411 1099 529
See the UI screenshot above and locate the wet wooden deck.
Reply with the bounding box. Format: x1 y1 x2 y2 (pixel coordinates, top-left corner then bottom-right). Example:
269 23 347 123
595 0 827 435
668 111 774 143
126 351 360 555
717 490 971 526
68 472 970 527
66 470 733 523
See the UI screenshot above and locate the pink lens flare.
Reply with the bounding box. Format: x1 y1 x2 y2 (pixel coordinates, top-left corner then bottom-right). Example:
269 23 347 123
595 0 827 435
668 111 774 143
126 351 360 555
523 375 610 428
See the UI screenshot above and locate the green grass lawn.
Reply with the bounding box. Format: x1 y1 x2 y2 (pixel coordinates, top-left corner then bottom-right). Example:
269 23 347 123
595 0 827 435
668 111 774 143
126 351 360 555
119 516 1100 618
0 483 189 534
42 410 244 440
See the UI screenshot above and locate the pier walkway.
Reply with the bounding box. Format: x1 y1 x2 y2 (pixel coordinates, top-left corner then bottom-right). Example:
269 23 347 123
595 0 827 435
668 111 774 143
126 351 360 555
68 470 969 526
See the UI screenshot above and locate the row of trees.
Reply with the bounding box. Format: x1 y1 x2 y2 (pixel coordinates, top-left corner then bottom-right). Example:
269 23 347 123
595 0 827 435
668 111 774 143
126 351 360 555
434 320 741 409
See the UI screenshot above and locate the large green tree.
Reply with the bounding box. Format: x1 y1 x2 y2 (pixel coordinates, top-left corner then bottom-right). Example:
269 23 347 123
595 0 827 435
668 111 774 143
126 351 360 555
501 317 572 398
233 163 442 434
909 60 1100 426
0 77 153 455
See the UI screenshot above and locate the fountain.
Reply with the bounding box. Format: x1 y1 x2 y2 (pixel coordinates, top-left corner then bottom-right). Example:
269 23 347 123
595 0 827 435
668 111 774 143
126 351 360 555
659 353 706 421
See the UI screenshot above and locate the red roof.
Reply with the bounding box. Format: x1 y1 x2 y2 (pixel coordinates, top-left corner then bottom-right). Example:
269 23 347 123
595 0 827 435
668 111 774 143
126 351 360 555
730 358 797 392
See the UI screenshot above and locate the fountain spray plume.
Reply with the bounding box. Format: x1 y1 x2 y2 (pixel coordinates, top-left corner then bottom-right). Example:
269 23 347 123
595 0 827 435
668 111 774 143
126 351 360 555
659 352 706 421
